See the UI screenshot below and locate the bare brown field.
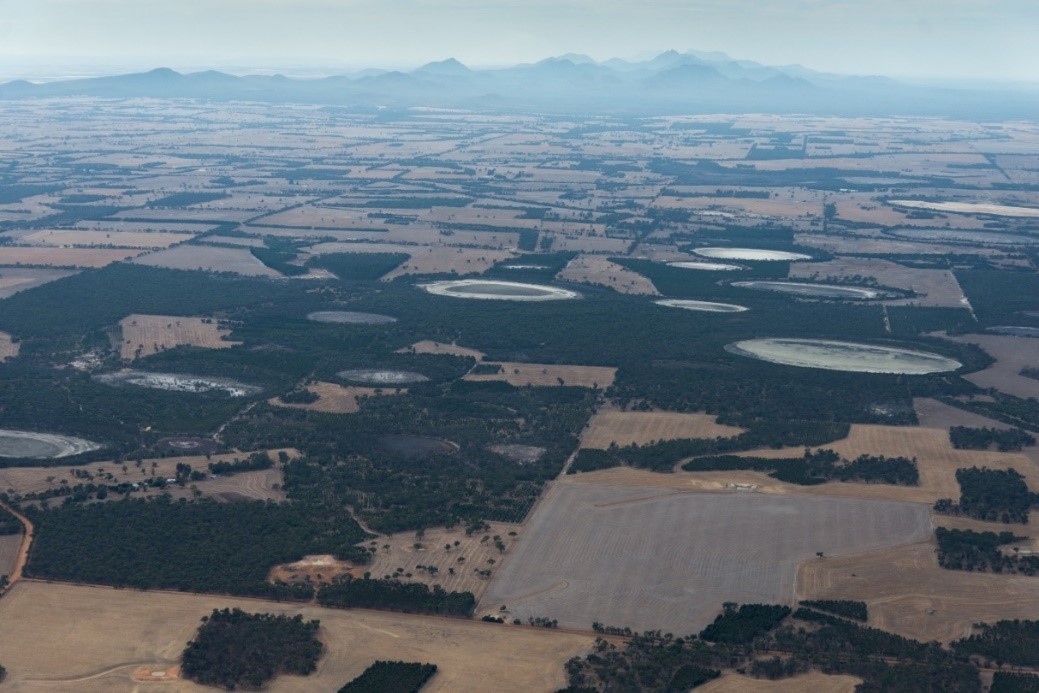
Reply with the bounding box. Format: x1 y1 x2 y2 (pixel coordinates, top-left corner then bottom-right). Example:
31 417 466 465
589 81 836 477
0 449 298 498
398 340 486 360
0 581 592 692
21 229 195 249
133 245 281 277
465 362 616 388
580 409 745 449
944 334 1039 400
268 382 406 415
0 534 22 578
788 258 967 309
481 483 931 633
555 255 659 295
913 397 1013 430
700 672 862 693
256 205 391 230
0 268 79 298
0 246 145 268
118 314 238 360
795 233 1003 258
0 331 20 361
550 235 632 254
796 541 1039 643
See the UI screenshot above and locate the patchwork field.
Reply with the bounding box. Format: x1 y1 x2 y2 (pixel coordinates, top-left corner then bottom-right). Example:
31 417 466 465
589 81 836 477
118 313 238 360
308 242 514 278
580 409 745 449
0 581 593 692
796 541 1039 643
0 247 145 268
554 255 659 295
268 382 406 414
133 245 281 277
480 483 931 633
0 331 19 361
464 362 616 388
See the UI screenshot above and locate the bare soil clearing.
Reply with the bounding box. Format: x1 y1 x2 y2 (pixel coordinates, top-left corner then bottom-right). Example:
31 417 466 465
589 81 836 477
555 255 659 295
118 314 238 360
0 534 22 578
796 541 1039 643
0 268 79 298
0 331 19 360
580 410 744 449
269 382 406 414
481 483 930 633
0 581 592 692
944 333 1039 400
465 362 615 388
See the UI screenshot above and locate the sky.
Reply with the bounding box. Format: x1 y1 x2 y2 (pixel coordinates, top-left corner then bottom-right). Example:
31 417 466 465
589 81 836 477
0 0 1036 83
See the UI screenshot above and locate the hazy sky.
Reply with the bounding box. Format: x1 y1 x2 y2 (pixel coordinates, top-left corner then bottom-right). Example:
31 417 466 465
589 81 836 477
1 0 1036 82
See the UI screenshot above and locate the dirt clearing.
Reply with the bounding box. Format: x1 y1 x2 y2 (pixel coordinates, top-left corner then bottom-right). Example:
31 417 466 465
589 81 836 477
480 483 931 633
464 362 616 388
580 409 744 449
797 541 1039 643
0 332 19 360
0 581 592 692
118 314 238 360
944 333 1039 400
397 340 486 360
700 672 862 693
269 382 406 414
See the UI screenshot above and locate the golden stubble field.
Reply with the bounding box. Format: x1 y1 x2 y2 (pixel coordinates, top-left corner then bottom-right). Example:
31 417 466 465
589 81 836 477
118 314 238 360
268 382 406 415
554 255 659 295
464 362 616 388
580 409 745 449
0 581 593 692
0 247 146 268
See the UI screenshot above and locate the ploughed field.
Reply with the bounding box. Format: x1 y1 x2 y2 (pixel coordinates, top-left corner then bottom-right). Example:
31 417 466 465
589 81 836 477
480 483 931 633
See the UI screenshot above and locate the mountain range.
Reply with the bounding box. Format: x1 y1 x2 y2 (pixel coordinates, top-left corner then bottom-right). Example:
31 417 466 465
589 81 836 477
2 50 1034 118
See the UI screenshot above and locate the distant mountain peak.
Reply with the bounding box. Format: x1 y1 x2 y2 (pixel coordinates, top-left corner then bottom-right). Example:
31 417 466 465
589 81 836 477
414 58 471 76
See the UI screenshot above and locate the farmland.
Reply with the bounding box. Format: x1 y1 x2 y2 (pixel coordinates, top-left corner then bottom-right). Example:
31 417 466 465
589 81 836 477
0 581 592 692
479 482 931 633
580 409 745 449
269 382 406 414
118 313 238 359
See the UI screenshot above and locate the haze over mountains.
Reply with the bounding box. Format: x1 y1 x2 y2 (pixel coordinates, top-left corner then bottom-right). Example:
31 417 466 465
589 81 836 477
2 50 1035 118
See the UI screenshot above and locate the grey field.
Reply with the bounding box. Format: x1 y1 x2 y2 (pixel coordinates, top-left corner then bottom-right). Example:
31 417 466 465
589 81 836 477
481 484 932 633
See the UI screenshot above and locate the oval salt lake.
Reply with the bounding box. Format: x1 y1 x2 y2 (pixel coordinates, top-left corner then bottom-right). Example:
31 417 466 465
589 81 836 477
421 279 579 301
726 338 962 374
693 247 812 261
0 429 102 459
667 261 743 271
732 281 885 300
656 299 749 313
307 311 397 324
337 369 430 385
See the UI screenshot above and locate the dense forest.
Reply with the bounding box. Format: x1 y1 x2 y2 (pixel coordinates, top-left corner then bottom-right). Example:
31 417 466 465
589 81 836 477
24 496 367 596
180 609 322 690
317 576 475 617
933 467 1038 524
338 661 438 692
950 426 1036 452
935 527 1039 575
681 450 919 486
